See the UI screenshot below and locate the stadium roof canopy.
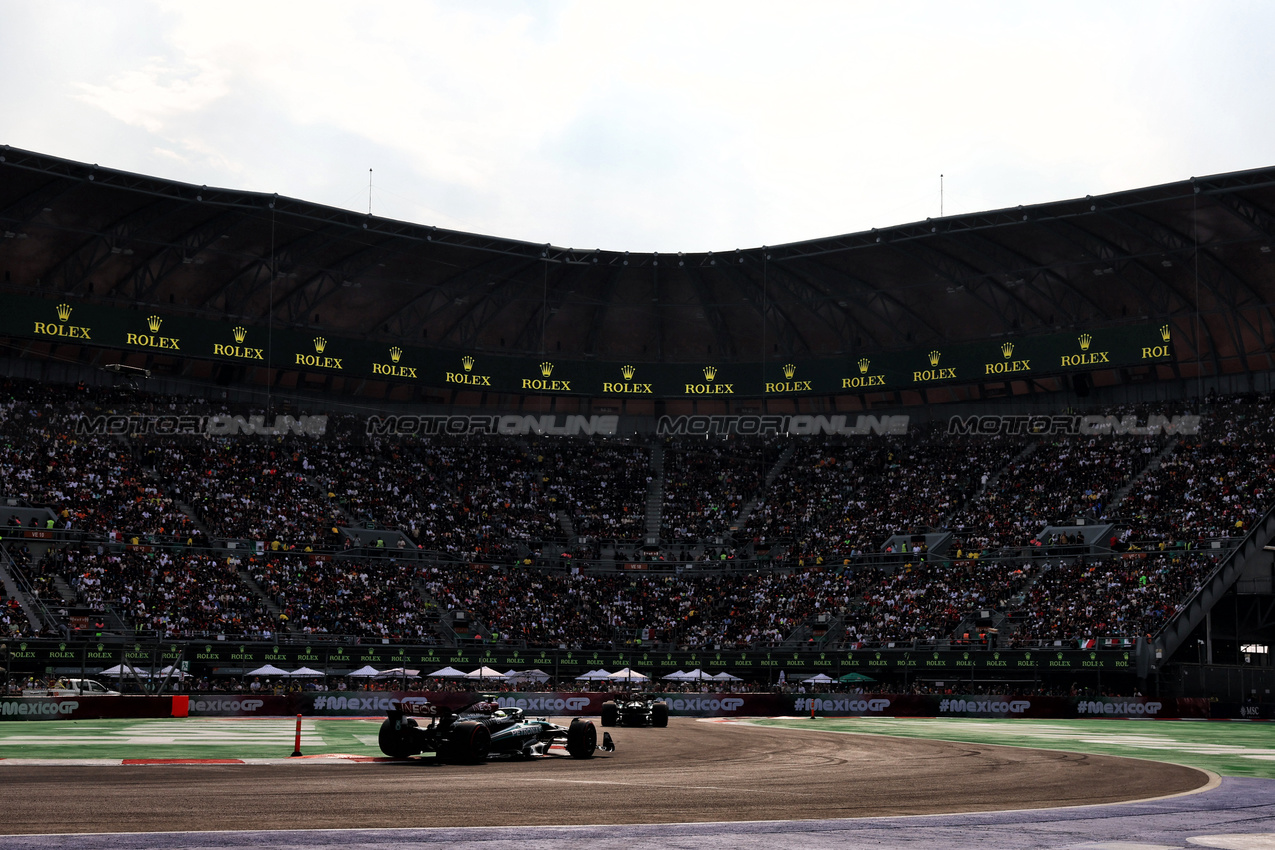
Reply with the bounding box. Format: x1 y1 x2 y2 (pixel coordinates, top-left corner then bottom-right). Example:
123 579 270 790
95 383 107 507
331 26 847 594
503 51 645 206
0 145 1273 395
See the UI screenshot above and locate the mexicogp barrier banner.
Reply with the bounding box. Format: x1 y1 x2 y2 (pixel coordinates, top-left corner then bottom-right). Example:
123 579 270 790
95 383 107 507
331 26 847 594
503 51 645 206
0 692 1213 721
0 696 176 721
185 695 293 717
247 692 1218 720
795 694 1209 719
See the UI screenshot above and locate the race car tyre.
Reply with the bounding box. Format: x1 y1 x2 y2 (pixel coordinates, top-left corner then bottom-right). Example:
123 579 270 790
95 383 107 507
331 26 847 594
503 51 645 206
439 720 491 764
567 718 597 759
378 716 420 759
651 701 669 727
600 701 618 727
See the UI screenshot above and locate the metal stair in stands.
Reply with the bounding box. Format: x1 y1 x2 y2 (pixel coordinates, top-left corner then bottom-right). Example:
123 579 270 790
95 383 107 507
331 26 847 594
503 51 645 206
644 442 665 541
1107 437 1182 516
731 442 797 533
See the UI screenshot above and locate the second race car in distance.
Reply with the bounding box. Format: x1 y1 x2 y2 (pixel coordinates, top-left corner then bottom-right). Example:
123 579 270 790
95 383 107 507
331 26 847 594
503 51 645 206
600 694 669 727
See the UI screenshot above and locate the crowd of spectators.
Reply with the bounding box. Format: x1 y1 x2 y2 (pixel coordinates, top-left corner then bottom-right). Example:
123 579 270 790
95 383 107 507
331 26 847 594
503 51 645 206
418 563 856 649
948 434 1165 551
746 433 1018 564
659 438 773 540
540 440 650 539
1114 399 1275 542
142 439 342 547
1010 552 1220 645
0 389 198 541
1 593 24 636
839 558 1030 647
35 544 277 639
0 377 1270 658
305 435 564 562
246 552 440 643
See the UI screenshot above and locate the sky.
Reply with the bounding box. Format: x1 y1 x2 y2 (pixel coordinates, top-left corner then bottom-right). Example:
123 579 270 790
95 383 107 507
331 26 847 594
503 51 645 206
2 1 1273 253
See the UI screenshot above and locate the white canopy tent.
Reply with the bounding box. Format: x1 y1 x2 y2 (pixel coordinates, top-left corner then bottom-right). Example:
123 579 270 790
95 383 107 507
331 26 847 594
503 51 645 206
505 668 551 683
680 668 713 681
246 664 290 677
98 663 149 678
375 667 421 679
424 666 467 678
801 673 836 684
712 672 742 681
608 667 650 682
660 670 688 681
464 666 505 680
347 665 382 678
574 669 613 681
286 667 325 678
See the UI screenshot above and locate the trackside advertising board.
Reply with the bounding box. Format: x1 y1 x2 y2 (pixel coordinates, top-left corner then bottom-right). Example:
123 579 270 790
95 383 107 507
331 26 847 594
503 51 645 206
3 293 1172 398
0 696 175 721
292 692 1204 720
0 693 1209 720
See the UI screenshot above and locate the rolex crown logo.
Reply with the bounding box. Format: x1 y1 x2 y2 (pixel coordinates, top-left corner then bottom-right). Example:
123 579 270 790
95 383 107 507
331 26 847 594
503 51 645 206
858 358 870 374
389 346 402 363
56 303 72 322
1160 324 1171 341
782 363 796 379
1078 333 1092 351
1001 341 1014 358
314 337 327 354
621 364 636 380
147 315 162 333
539 361 554 377
461 355 474 372
232 326 247 343
703 365 717 381
928 350 941 367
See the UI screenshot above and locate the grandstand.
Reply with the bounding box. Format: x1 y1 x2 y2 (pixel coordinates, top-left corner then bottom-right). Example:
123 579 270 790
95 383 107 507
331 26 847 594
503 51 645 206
2 147 1275 707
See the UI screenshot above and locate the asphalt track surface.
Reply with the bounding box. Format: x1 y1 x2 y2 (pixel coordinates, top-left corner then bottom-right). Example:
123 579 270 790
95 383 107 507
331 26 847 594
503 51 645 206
0 717 1218 846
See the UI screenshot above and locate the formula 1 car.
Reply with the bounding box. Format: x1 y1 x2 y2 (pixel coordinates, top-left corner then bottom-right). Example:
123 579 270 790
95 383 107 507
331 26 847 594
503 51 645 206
600 694 668 727
378 696 614 762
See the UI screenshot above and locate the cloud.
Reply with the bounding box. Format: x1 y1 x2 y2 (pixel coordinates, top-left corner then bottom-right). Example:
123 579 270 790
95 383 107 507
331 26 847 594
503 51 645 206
75 58 229 134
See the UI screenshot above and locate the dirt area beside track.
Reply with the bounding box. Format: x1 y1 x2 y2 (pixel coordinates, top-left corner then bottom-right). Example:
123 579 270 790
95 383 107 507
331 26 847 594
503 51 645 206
1 718 1209 834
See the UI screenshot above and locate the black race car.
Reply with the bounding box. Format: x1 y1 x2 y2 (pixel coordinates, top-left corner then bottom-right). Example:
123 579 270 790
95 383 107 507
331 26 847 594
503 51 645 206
600 694 669 727
378 695 614 762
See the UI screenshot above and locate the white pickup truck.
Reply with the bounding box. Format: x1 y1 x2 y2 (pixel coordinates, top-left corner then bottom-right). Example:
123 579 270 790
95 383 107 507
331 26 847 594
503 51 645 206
21 678 121 697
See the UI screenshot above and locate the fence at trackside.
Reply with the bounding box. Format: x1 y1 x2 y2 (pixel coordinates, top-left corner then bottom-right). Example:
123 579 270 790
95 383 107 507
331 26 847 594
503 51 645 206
0 692 1211 721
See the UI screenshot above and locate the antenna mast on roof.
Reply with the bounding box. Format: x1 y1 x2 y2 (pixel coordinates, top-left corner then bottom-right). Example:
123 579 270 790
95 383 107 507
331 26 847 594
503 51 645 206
369 168 373 216
940 174 944 218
